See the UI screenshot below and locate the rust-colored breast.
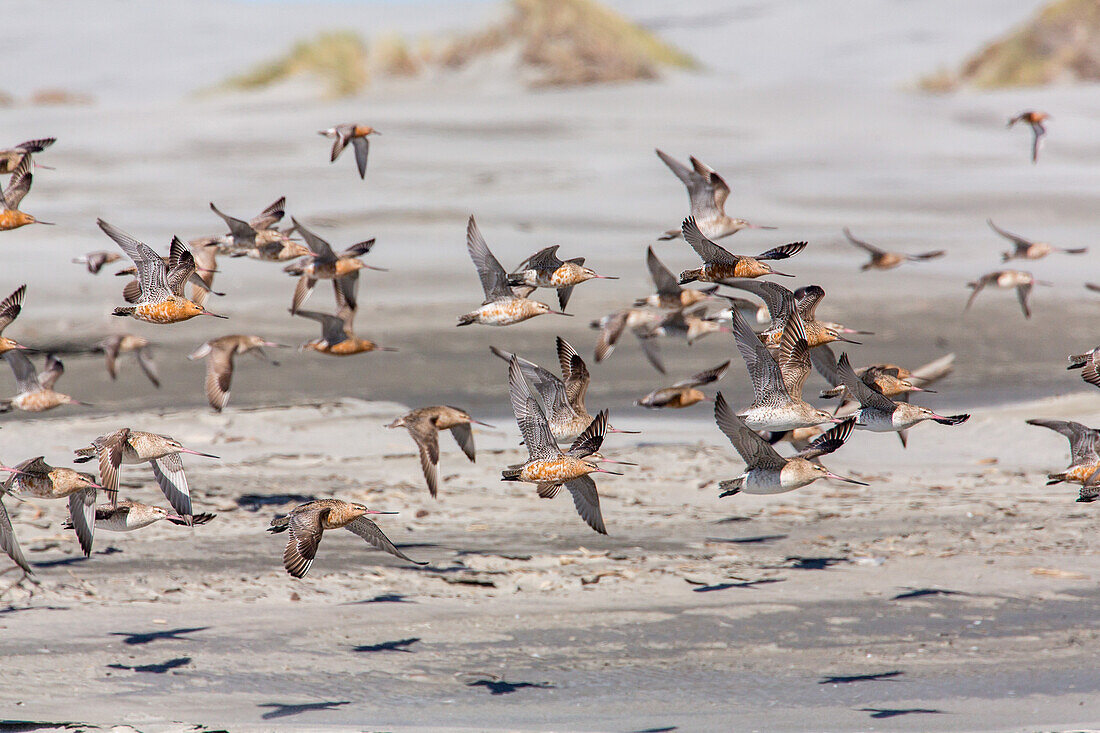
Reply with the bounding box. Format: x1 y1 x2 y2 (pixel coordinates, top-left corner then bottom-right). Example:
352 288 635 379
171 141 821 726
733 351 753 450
329 339 374 356
521 457 590 483
0 211 32 231
136 300 199 324
703 263 740 281
15 390 64 412
733 259 770 278
1067 463 1100 484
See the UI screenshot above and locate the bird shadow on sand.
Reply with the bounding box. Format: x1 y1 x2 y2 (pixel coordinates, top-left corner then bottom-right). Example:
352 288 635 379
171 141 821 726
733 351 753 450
0 721 96 732
858 707 945 719
779 556 847 570
891 587 967 601
257 701 350 720
705 534 787 545
352 637 420 653
30 556 90 569
342 593 414 605
820 670 903 684
236 493 317 512
627 727 678 733
107 656 191 674
689 578 785 593
465 677 555 695
110 626 208 645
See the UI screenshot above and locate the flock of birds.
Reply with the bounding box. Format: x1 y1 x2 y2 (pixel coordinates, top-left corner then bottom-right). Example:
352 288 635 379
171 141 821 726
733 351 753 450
0 106 1094 587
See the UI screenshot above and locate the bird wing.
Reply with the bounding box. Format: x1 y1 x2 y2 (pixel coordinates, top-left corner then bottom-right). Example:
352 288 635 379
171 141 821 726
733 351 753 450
1016 282 1033 319
2 158 32 210
295 309 349 347
682 217 738 265
645 246 681 297
36 353 63 391
284 508 325 578
656 149 721 221
594 310 628 363
690 155 730 218
517 245 563 273
730 307 789 405
204 345 233 412
964 273 996 311
837 352 895 411
250 196 286 231
673 360 731 389
329 130 351 161
97 220 170 302
556 337 590 410
722 278 796 327
907 353 954 387
491 346 573 420
467 216 512 303
96 428 129 504
0 496 31 574
15 137 55 154
754 241 807 262
713 392 785 469
809 343 842 387
0 284 25 334
843 228 884 255
793 285 825 321
68 488 97 557
564 475 607 534
3 350 40 393
345 517 427 564
986 219 1032 248
566 410 607 458
778 314 812 399
209 203 257 245
508 356 561 461
408 417 440 498
798 417 855 460
351 136 369 179
1026 419 1100 465
291 218 336 263
150 453 193 518
136 346 160 388
166 239 198 298
449 422 476 463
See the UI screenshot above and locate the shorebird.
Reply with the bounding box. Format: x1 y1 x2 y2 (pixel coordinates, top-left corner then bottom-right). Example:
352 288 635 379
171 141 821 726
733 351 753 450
729 307 838 432
5 457 102 557
114 237 221 306
722 280 864 350
97 334 159 387
72 251 122 274
591 307 666 372
812 344 950 401
491 337 637 441
0 285 27 354
458 216 569 326
1026 419 1100 500
97 220 228 324
386 406 491 497
987 219 1085 262
1068 346 1100 389
656 306 730 346
285 218 384 314
1 352 87 412
502 356 621 534
64 501 214 532
74 428 219 517
712 392 864 496
0 158 52 231
965 269 1050 319
0 137 55 174
1007 110 1049 163
636 360 730 409
268 498 424 578
835 352 968 436
188 335 285 412
294 308 395 356
508 245 616 310
209 199 307 262
654 149 774 240
843 228 945 271
634 246 718 310
319 124 379 179
678 217 805 284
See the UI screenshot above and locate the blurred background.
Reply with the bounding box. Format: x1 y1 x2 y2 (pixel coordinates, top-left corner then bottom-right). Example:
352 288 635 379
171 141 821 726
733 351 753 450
4 0 1097 421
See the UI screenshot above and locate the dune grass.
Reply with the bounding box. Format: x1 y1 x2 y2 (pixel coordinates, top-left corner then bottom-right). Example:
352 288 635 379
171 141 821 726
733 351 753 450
922 0 1100 91
220 31 369 97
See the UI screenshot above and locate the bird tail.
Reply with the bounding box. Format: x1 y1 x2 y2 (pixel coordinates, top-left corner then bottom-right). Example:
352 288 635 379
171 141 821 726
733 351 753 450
506 274 526 287
1068 354 1089 370
266 515 289 533
500 469 522 481
112 306 136 318
678 268 702 285
73 447 96 463
718 478 743 497
1046 472 1066 485
456 313 478 327
657 228 681 241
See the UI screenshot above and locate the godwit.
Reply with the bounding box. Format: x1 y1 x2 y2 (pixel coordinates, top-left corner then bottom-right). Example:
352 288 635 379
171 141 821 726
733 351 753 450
1026 419 1100 500
113 234 222 305
722 280 865 349
0 284 27 354
268 498 424 578
64 501 215 532
843 228 944 270
209 200 308 262
5 457 102 557
636 360 730 409
188 335 285 412
0 158 52 231
654 149 774 240
0 137 55 174
965 269 1050 319
1007 110 1049 163
491 337 637 441
712 393 864 496
284 218 384 314
502 356 621 534
590 307 666 372
987 219 1085 261
835 352 968 436
678 217 805 284
386 406 491 497
1 352 87 412
458 216 569 326
729 308 838 432
72 251 123 274
508 245 616 310
74 427 219 518
97 334 159 387
319 124 379 179
656 306 730 346
1068 346 1100 389
97 220 228 324
295 308 395 356
634 246 718 310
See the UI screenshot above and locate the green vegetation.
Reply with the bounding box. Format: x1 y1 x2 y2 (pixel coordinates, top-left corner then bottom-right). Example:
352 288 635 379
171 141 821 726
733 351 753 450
219 31 369 98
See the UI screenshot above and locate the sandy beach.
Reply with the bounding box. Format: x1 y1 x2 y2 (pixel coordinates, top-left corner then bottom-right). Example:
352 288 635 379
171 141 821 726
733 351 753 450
4 0 1100 730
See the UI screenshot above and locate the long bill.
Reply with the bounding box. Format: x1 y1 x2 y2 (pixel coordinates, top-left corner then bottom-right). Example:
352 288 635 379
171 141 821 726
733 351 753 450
825 471 868 486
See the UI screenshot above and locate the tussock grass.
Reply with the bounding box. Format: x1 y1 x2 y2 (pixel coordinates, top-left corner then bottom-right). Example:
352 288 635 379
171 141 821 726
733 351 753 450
923 0 1100 91
220 31 369 97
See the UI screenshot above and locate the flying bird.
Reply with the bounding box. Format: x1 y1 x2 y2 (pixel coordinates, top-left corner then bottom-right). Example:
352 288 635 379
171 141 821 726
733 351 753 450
0 157 52 230
319 124 380 179
386 406 491 498
636 361 730 409
842 228 944 271
1007 110 1049 163
188 335 285 412
678 217 805 284
987 219 1085 262
654 149 773 240
965 270 1050 319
